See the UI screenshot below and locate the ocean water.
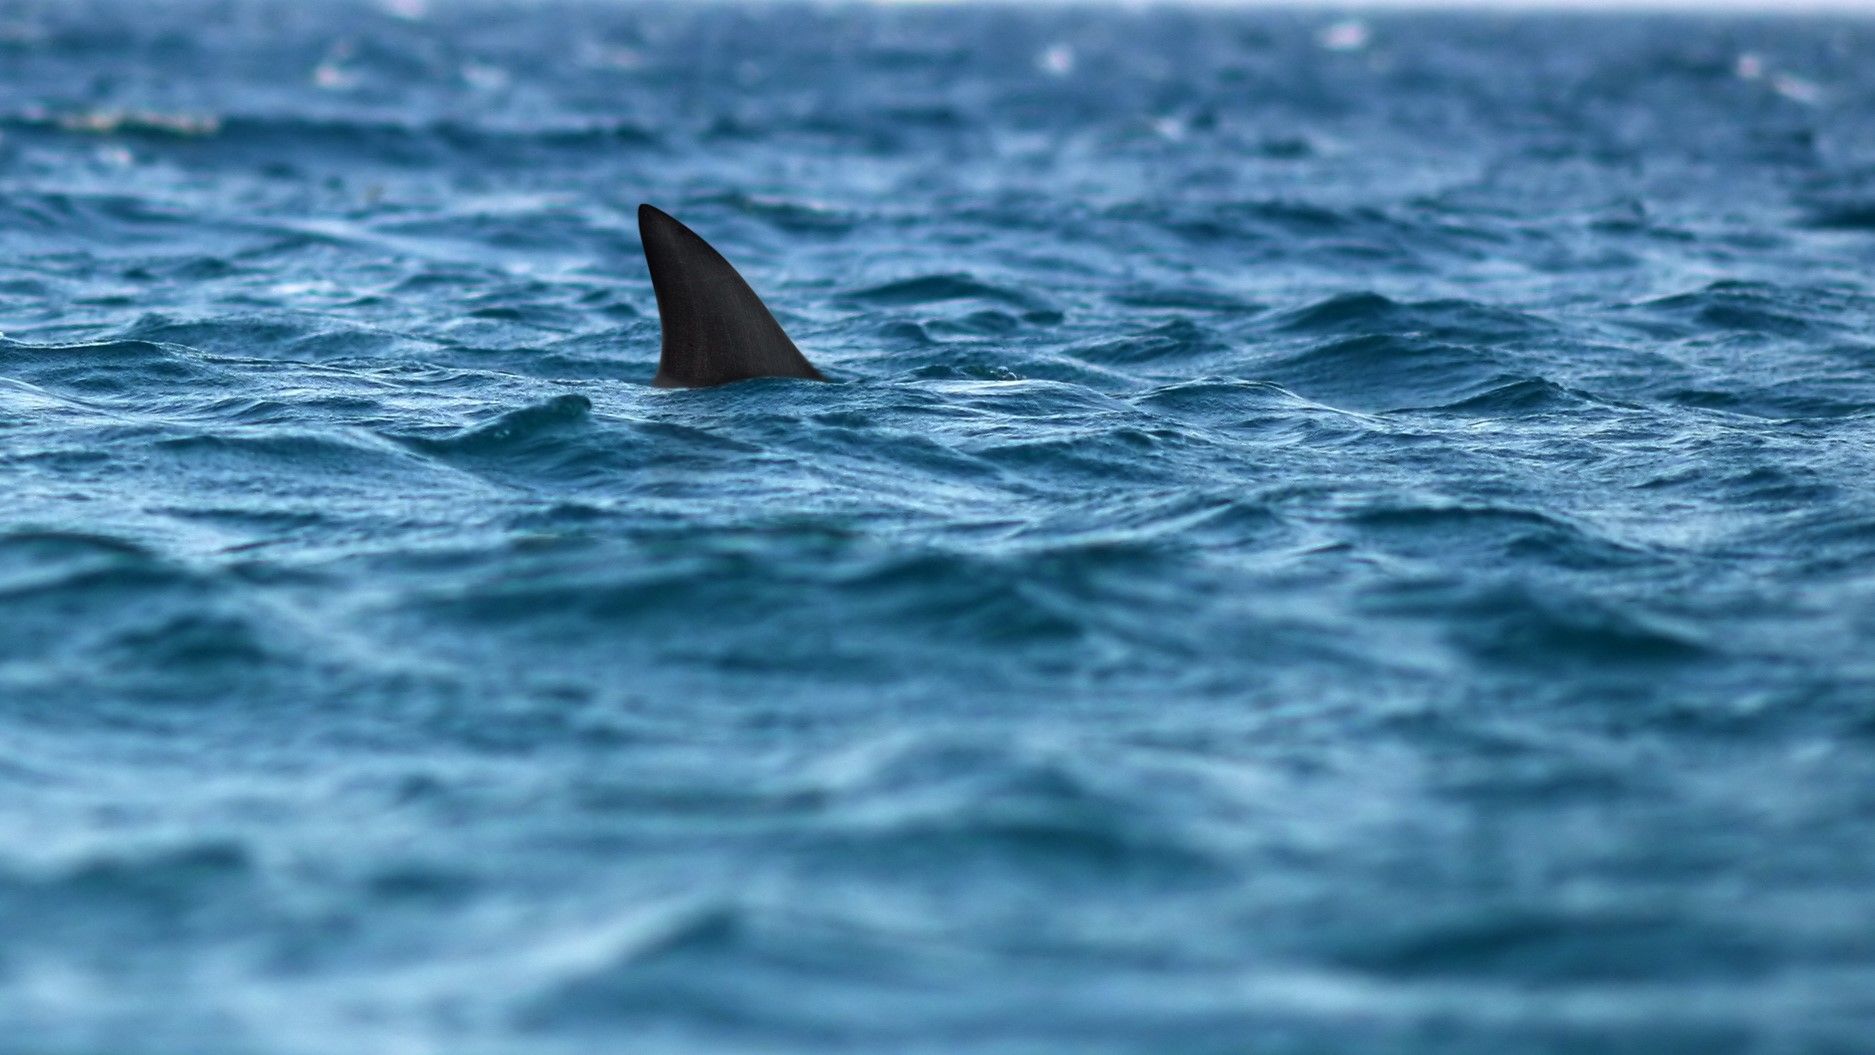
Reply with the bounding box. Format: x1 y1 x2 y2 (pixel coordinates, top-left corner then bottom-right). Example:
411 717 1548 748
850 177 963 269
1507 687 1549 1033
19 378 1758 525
3 1 1875 1051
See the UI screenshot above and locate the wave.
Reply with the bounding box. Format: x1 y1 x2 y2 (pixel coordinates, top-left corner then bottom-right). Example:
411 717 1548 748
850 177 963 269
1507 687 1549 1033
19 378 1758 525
400 393 593 457
1255 334 1515 413
845 273 1049 311
1616 280 1867 341
1268 292 1556 345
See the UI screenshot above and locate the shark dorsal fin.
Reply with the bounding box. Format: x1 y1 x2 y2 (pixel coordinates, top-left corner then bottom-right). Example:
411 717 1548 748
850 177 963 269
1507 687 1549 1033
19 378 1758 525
638 204 824 388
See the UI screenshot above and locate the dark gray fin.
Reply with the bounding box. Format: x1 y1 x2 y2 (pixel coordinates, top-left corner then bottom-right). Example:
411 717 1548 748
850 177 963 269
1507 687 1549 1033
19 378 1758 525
639 203 824 388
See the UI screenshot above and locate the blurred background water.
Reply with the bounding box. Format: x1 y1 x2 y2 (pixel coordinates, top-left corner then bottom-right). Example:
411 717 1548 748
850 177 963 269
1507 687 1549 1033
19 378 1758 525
2 1 1875 1052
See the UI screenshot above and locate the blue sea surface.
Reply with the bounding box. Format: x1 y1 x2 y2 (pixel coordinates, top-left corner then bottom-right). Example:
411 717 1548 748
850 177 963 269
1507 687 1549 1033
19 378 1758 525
3 1 1875 1051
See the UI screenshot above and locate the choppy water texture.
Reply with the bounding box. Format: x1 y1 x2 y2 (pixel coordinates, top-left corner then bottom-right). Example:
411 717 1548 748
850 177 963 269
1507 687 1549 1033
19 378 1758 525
3 1 1875 1052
